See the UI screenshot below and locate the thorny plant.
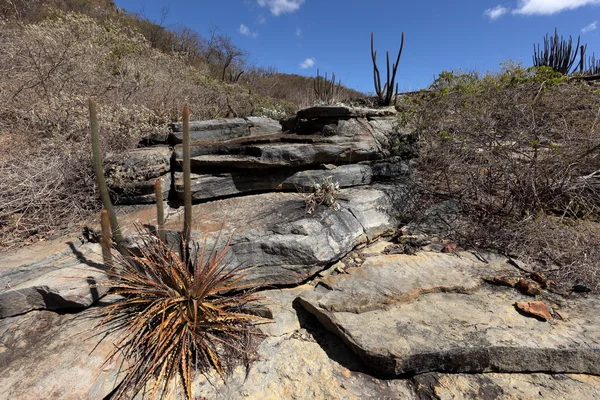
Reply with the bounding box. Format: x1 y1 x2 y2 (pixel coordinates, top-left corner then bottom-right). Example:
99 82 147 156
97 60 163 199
95 226 266 400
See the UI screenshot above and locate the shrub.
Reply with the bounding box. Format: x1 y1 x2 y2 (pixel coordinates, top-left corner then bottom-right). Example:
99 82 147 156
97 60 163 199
405 62 600 288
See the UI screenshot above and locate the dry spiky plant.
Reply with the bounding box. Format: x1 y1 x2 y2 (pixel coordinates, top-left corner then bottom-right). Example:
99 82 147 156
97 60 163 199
97 227 265 400
303 177 341 215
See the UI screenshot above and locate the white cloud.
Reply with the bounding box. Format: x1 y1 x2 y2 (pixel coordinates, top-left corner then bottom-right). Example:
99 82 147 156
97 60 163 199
582 21 597 33
257 15 267 24
513 0 600 16
238 24 258 38
484 5 509 19
296 27 302 37
257 0 305 16
299 57 315 69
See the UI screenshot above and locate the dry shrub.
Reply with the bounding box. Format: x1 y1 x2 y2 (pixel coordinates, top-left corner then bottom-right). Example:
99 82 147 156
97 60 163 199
303 177 341 215
403 63 600 288
0 11 265 249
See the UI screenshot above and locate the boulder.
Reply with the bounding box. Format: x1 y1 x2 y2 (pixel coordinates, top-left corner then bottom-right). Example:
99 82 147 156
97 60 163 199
105 146 172 204
0 238 109 318
412 372 600 400
298 251 600 377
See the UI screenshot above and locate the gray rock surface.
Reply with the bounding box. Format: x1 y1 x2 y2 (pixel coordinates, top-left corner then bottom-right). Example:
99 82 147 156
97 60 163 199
170 117 281 143
118 185 400 286
173 164 372 200
2 239 600 400
412 372 600 400
0 239 109 318
0 309 121 400
105 146 172 204
298 251 600 377
295 105 396 119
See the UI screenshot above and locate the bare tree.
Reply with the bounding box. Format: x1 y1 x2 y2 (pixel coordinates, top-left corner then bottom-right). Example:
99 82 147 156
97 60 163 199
201 26 247 81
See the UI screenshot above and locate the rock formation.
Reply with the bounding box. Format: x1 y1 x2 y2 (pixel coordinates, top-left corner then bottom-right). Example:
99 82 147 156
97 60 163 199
1 105 598 399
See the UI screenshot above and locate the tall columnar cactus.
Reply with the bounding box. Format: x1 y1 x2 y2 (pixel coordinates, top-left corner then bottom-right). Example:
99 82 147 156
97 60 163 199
371 32 404 107
314 68 341 104
89 99 124 246
182 104 192 262
100 208 113 274
532 28 583 75
154 178 166 243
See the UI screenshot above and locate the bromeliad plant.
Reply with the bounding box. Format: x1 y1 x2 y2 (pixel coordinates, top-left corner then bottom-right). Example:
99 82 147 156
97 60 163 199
94 104 265 400
99 229 264 400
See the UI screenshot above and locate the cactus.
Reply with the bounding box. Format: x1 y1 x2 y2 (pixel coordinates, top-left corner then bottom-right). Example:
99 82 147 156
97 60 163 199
182 104 192 263
371 32 404 106
100 208 113 274
154 178 166 243
532 29 583 75
89 99 124 246
314 69 341 104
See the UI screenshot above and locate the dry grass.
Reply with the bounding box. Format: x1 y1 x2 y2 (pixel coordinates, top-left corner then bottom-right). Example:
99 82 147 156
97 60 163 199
400 63 600 288
0 11 278 249
96 227 265 400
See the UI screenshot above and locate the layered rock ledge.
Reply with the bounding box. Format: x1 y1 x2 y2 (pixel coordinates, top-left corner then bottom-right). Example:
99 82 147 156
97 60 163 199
298 250 600 377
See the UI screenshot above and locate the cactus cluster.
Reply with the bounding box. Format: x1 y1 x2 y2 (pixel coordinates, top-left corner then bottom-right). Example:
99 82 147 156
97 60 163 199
532 28 584 75
313 68 341 104
371 31 404 107
91 101 194 263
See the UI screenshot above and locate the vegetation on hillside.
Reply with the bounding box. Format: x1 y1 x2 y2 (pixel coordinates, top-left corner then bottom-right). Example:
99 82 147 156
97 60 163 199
0 1 363 249
398 62 600 289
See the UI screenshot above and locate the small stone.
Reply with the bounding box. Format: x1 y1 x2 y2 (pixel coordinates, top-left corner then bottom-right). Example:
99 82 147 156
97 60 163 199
484 275 519 287
515 301 552 320
441 243 457 253
530 271 548 288
515 279 543 296
554 309 569 320
354 257 363 264
573 284 592 293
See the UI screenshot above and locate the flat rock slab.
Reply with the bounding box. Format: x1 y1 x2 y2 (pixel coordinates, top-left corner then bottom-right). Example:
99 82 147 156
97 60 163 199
0 309 121 400
0 239 109 318
117 185 401 286
413 372 600 400
170 117 281 143
298 251 600 376
173 161 410 201
173 118 389 170
295 105 397 119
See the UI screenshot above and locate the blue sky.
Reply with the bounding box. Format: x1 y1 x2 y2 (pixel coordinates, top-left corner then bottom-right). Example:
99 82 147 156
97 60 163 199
113 0 600 93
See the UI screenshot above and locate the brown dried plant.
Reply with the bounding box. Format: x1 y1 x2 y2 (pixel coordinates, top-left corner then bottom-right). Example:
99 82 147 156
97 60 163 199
97 227 265 400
